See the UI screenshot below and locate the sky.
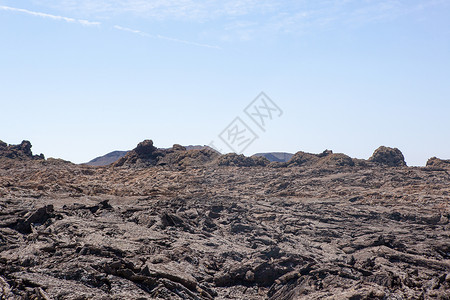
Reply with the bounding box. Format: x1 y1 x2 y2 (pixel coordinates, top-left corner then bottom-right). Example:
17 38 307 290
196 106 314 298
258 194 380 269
0 0 449 165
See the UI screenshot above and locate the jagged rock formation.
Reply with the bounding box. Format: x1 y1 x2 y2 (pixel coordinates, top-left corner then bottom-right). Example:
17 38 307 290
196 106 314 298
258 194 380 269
287 150 354 167
369 146 406 167
113 140 163 167
158 144 220 167
87 145 218 167
89 141 409 170
0 140 44 160
427 157 450 169
113 140 219 168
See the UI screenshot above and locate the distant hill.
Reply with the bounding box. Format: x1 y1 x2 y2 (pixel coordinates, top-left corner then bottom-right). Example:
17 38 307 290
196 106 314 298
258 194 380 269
85 150 129 166
252 152 294 162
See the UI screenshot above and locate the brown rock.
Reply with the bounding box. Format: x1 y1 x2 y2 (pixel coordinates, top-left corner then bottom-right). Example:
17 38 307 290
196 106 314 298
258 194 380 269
426 157 450 169
369 146 406 167
0 140 44 160
217 153 269 167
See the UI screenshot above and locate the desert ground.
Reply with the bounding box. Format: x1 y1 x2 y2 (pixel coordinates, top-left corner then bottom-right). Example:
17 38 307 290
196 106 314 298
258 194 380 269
0 140 449 299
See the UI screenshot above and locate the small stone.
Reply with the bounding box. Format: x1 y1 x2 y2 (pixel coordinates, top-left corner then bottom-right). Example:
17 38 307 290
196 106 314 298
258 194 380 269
245 270 255 282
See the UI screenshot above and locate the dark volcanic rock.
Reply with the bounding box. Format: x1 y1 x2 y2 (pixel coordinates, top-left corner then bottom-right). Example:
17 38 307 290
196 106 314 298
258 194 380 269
217 153 269 167
287 150 354 167
287 151 320 167
317 149 333 158
113 140 163 168
317 153 355 167
134 139 158 158
114 140 219 168
2 139 450 299
369 146 406 167
158 145 219 167
426 157 450 169
87 145 217 167
15 205 55 234
0 140 44 160
0 155 449 299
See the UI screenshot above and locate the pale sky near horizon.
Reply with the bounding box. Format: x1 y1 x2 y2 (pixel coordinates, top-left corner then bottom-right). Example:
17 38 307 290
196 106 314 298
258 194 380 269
1 0 449 165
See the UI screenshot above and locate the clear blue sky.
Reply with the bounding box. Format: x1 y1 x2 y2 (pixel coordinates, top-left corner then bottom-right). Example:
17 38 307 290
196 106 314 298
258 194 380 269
1 0 449 165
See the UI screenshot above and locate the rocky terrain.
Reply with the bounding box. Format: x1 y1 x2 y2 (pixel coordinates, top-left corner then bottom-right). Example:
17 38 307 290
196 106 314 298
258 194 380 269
87 147 293 167
0 140 449 299
85 145 218 167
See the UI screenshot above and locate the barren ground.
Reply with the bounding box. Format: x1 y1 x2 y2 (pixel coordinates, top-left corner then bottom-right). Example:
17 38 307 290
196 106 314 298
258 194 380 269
0 159 449 299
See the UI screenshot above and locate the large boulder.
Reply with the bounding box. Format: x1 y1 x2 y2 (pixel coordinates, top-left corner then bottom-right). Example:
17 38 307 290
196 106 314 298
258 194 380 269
113 140 163 167
369 146 406 167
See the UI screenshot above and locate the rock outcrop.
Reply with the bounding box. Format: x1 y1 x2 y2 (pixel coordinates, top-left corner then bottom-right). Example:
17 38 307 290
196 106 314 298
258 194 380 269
158 145 219 167
113 140 219 168
217 153 269 167
0 140 44 160
113 140 163 167
287 150 354 167
369 146 406 167
316 153 355 167
287 151 320 167
426 157 450 169
107 140 414 171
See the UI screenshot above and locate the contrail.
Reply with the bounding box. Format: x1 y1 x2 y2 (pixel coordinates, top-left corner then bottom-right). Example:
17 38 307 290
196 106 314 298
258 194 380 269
0 5 100 26
113 25 151 37
114 25 221 50
0 5 220 49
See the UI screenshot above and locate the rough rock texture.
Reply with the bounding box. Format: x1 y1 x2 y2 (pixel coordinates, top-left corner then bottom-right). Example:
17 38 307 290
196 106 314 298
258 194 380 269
217 153 269 167
0 140 44 160
113 141 219 169
114 140 162 168
287 151 320 167
0 154 449 299
87 146 218 167
158 145 220 168
369 146 406 167
316 153 355 167
287 150 355 168
427 157 450 169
